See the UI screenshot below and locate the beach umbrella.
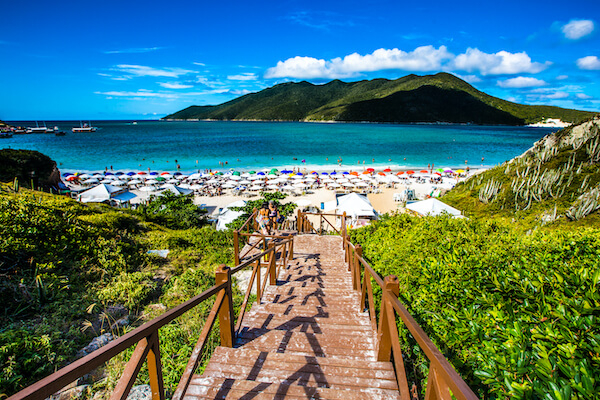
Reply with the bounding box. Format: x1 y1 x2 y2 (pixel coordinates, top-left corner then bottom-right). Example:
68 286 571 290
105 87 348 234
104 172 114 176
456 169 465 173
384 168 392 172
156 177 166 182
187 173 201 180
282 185 295 191
355 181 368 187
160 172 170 176
207 178 220 184
178 183 191 189
66 175 78 181
321 172 329 175
329 182 341 188
115 172 124 176
128 181 140 187
268 171 277 176
406 170 415 175
232 171 241 176
366 168 375 172
173 172 182 176
444 168 453 173
78 174 91 179
127 172 136 176
190 184 203 190
420 170 428 174
434 172 442 176
270 168 278 173
222 182 236 188
112 180 126 186
215 172 224 176
311 171 318 175
294 182 308 189
249 185 263 191
342 171 350 175
139 186 156 192
137 172 146 175
362 171 371 175
100 179 113 184
330 171 337 175
248 170 256 174
350 171 359 176
239 179 252 185
257 172 265 176
63 172 73 177
229 175 241 181
149 172 158 175
436 168 445 172
323 178 335 183
378 172 386 176
397 171 405 175
267 184 280 190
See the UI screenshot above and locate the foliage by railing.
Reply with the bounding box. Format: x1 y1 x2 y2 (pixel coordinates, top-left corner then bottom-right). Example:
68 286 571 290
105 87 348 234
7 232 293 400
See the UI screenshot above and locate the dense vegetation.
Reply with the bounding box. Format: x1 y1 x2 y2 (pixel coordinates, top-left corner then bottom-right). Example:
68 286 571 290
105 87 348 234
444 115 600 227
163 73 595 125
0 186 233 398
0 149 60 189
349 214 599 399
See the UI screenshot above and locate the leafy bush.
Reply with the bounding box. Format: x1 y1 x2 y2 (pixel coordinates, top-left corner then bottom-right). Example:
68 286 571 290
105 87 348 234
137 192 207 229
349 214 600 399
98 272 157 311
227 192 296 230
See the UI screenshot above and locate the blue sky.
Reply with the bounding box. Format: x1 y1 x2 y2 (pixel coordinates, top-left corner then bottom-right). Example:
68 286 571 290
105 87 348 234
2 0 599 120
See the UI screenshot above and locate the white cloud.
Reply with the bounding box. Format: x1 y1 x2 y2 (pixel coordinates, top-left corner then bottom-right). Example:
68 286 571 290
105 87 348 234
454 74 482 83
193 62 206 66
556 75 569 80
112 64 198 78
497 77 547 88
265 46 454 79
576 56 600 70
94 90 178 99
227 73 258 81
158 82 194 89
104 47 162 54
451 48 550 75
576 93 593 99
230 89 252 96
545 92 569 99
562 19 595 40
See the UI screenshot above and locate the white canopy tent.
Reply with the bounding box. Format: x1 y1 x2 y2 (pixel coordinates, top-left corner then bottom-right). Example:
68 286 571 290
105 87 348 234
157 184 194 196
216 200 247 231
406 198 463 218
78 184 137 206
324 193 377 219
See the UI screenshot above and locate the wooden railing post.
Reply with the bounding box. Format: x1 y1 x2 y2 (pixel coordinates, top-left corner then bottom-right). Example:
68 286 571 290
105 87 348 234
353 245 362 291
215 264 234 347
342 212 347 249
289 237 294 259
297 210 302 233
233 230 240 266
146 331 165 400
268 241 277 285
377 275 399 362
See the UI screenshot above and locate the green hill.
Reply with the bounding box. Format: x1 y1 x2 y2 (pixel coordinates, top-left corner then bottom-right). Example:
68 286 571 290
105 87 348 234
443 115 600 226
163 73 595 125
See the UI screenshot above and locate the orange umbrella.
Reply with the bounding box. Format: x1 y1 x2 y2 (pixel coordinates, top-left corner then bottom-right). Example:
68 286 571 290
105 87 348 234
396 171 405 175
378 172 386 176
406 170 415 175
350 171 359 176
420 170 428 173
362 170 371 174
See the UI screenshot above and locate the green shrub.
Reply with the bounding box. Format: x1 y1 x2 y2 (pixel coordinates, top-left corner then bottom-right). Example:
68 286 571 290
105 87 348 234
98 272 157 311
349 214 600 399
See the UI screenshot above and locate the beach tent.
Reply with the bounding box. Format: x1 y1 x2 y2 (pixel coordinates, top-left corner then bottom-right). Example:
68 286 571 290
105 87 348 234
406 198 462 218
78 184 124 203
324 193 377 218
157 184 193 196
216 200 247 231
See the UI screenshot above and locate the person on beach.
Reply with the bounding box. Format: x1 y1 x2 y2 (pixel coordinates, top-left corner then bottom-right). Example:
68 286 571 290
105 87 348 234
256 203 270 235
268 201 280 233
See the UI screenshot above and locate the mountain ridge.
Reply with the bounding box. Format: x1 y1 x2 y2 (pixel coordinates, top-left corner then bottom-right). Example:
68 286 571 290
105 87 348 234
163 73 595 125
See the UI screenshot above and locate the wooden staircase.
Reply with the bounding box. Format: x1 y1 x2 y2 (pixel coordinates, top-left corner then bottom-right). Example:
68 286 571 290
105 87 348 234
183 234 402 399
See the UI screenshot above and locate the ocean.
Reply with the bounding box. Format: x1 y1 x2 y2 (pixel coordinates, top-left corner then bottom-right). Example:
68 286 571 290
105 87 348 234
3 120 555 173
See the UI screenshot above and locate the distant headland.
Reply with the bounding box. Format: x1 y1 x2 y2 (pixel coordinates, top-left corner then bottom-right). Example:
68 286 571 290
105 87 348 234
163 73 595 126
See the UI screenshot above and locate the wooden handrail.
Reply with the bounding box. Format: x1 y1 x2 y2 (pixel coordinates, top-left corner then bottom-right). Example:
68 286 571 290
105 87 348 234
299 214 477 399
9 231 292 400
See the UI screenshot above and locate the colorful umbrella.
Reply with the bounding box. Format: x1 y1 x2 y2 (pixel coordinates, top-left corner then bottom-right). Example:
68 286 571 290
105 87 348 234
406 170 415 175
161 172 170 175
137 172 147 175
383 168 392 172
378 172 386 176
420 170 428 173
366 168 375 172
396 171 405 175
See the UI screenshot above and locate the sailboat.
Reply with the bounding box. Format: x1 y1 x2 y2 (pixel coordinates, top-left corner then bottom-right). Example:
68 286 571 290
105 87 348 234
72 121 97 132
26 121 50 133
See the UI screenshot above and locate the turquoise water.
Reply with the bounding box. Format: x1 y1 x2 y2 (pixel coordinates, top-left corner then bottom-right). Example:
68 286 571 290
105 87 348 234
4 120 555 173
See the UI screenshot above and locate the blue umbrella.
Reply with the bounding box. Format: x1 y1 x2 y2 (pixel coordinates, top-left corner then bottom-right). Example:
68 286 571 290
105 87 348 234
149 172 158 175
330 171 337 175
257 172 265 176
296 172 303 176
281 169 292 174
173 172 182 176
127 172 136 176
312 171 318 174
321 172 329 175
115 172 124 175
342 172 350 175
105 172 114 176
62 172 73 177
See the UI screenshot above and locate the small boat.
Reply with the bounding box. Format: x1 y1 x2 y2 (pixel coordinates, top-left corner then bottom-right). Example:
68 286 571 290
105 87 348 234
55 131 66 136
26 121 50 134
0 132 13 138
72 121 97 132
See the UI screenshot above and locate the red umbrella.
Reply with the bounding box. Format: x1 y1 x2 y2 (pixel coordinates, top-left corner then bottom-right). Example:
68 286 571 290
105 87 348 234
434 172 442 176
362 171 371 175
420 170 428 173
160 172 170 175
406 170 415 175
137 172 147 175
366 168 375 172
396 171 405 175
383 168 392 172
66 175 78 181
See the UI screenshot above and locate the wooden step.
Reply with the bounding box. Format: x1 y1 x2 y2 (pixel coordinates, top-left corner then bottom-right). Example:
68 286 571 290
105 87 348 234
184 376 402 399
